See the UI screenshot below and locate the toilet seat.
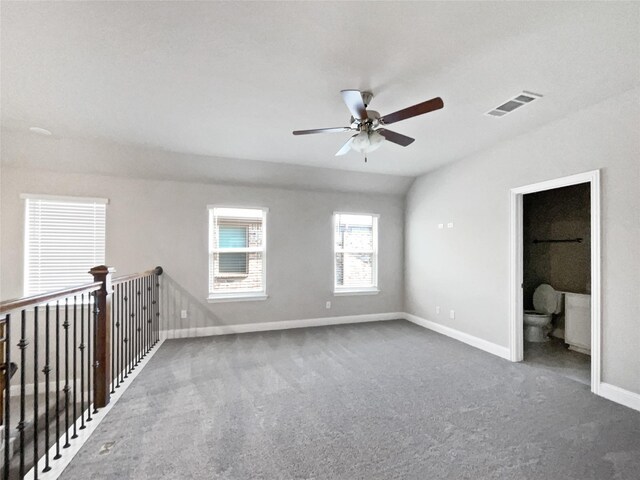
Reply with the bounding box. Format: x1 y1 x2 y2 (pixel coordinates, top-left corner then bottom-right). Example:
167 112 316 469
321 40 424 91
533 284 559 314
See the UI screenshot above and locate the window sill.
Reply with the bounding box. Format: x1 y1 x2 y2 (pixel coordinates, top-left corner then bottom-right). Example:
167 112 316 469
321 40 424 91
333 289 380 296
207 293 268 303
214 273 249 279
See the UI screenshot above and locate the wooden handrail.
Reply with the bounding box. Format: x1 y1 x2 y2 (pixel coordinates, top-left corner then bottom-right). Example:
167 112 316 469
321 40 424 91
112 266 163 286
0 266 163 314
0 281 102 314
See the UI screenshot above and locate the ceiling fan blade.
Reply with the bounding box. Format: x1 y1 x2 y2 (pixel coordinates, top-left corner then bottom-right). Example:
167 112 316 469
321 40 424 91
380 97 444 125
335 135 356 156
340 90 368 121
377 129 415 147
292 127 351 135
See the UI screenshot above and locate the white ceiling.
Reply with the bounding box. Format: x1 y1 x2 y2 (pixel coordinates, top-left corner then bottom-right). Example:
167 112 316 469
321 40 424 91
1 1 639 177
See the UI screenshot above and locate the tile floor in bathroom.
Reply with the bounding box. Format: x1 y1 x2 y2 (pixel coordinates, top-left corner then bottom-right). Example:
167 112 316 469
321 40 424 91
524 336 591 385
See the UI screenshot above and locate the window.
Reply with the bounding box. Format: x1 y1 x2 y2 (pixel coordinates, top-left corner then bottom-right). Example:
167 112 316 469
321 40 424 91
208 207 267 301
334 212 379 294
23 194 107 296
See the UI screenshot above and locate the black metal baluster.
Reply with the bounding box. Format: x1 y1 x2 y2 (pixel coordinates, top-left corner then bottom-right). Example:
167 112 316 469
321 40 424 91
92 291 99 415
147 275 153 352
54 301 61 460
86 296 93 421
117 284 123 386
33 306 39 480
136 278 141 367
119 283 123 383
128 280 134 374
123 284 129 379
43 304 51 472
18 309 28 478
3 313 11 480
149 275 153 350
79 294 85 431
131 280 135 371
71 296 78 439
156 273 161 344
63 298 71 449
142 276 151 357
142 276 147 357
139 278 142 357
111 285 115 393
140 277 147 361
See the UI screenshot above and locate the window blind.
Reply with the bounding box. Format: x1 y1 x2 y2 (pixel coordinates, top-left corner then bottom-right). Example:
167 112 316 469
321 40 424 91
23 195 107 296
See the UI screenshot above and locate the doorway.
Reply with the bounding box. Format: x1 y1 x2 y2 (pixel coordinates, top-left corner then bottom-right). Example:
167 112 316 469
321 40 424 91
509 170 601 393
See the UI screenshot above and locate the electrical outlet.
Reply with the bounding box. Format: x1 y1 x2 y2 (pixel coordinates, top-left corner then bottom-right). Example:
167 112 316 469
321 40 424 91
438 223 444 229
325 301 331 309
449 310 455 320
447 222 454 229
436 306 441 314
180 309 188 319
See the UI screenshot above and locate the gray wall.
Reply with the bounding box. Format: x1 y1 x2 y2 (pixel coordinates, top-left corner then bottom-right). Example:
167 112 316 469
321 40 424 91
0 168 405 330
405 87 640 395
523 183 591 310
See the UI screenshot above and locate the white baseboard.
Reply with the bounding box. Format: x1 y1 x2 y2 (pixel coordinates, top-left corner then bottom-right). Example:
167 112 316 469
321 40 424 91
598 382 640 412
160 312 403 340
404 313 511 360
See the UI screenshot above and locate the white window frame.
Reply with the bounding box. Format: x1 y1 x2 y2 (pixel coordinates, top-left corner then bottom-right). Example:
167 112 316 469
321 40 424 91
333 212 380 296
207 205 268 303
22 193 108 297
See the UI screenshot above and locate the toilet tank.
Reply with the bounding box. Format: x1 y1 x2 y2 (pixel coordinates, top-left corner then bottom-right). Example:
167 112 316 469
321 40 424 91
564 293 591 354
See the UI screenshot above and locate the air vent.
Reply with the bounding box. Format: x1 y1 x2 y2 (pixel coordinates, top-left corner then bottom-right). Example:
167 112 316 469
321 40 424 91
486 91 542 117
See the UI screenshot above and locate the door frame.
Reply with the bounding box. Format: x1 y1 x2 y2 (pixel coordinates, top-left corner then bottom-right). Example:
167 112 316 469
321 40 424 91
508 170 601 393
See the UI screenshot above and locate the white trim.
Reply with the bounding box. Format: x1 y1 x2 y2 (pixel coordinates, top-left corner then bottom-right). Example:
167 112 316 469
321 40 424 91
333 289 380 296
206 204 270 212
508 170 601 394
20 193 109 204
208 206 268 299
404 313 511 360
207 293 268 303
598 382 640 412
23 339 165 480
160 312 402 339
333 212 379 292
332 211 381 218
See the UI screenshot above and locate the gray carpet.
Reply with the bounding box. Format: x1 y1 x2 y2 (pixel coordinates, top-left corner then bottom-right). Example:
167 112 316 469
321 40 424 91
59 320 640 480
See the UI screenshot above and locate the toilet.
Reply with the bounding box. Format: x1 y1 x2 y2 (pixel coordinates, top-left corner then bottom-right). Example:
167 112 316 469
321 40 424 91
524 284 564 342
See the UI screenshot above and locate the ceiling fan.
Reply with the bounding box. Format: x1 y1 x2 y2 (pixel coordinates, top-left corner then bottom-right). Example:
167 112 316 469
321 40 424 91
292 90 444 160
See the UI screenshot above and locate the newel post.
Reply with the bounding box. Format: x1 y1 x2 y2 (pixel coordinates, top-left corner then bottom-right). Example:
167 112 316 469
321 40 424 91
90 265 115 408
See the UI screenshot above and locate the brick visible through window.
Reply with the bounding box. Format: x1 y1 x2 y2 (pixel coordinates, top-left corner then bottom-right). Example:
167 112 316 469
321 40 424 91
334 213 378 292
209 207 267 298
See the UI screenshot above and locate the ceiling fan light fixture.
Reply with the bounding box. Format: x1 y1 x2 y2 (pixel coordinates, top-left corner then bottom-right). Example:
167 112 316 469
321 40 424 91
350 130 385 153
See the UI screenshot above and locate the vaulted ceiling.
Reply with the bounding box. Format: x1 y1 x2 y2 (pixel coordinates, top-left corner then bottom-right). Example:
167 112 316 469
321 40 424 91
2 1 639 177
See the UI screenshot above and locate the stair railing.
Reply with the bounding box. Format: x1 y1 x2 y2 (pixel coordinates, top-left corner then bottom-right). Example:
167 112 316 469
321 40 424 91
0 265 162 480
